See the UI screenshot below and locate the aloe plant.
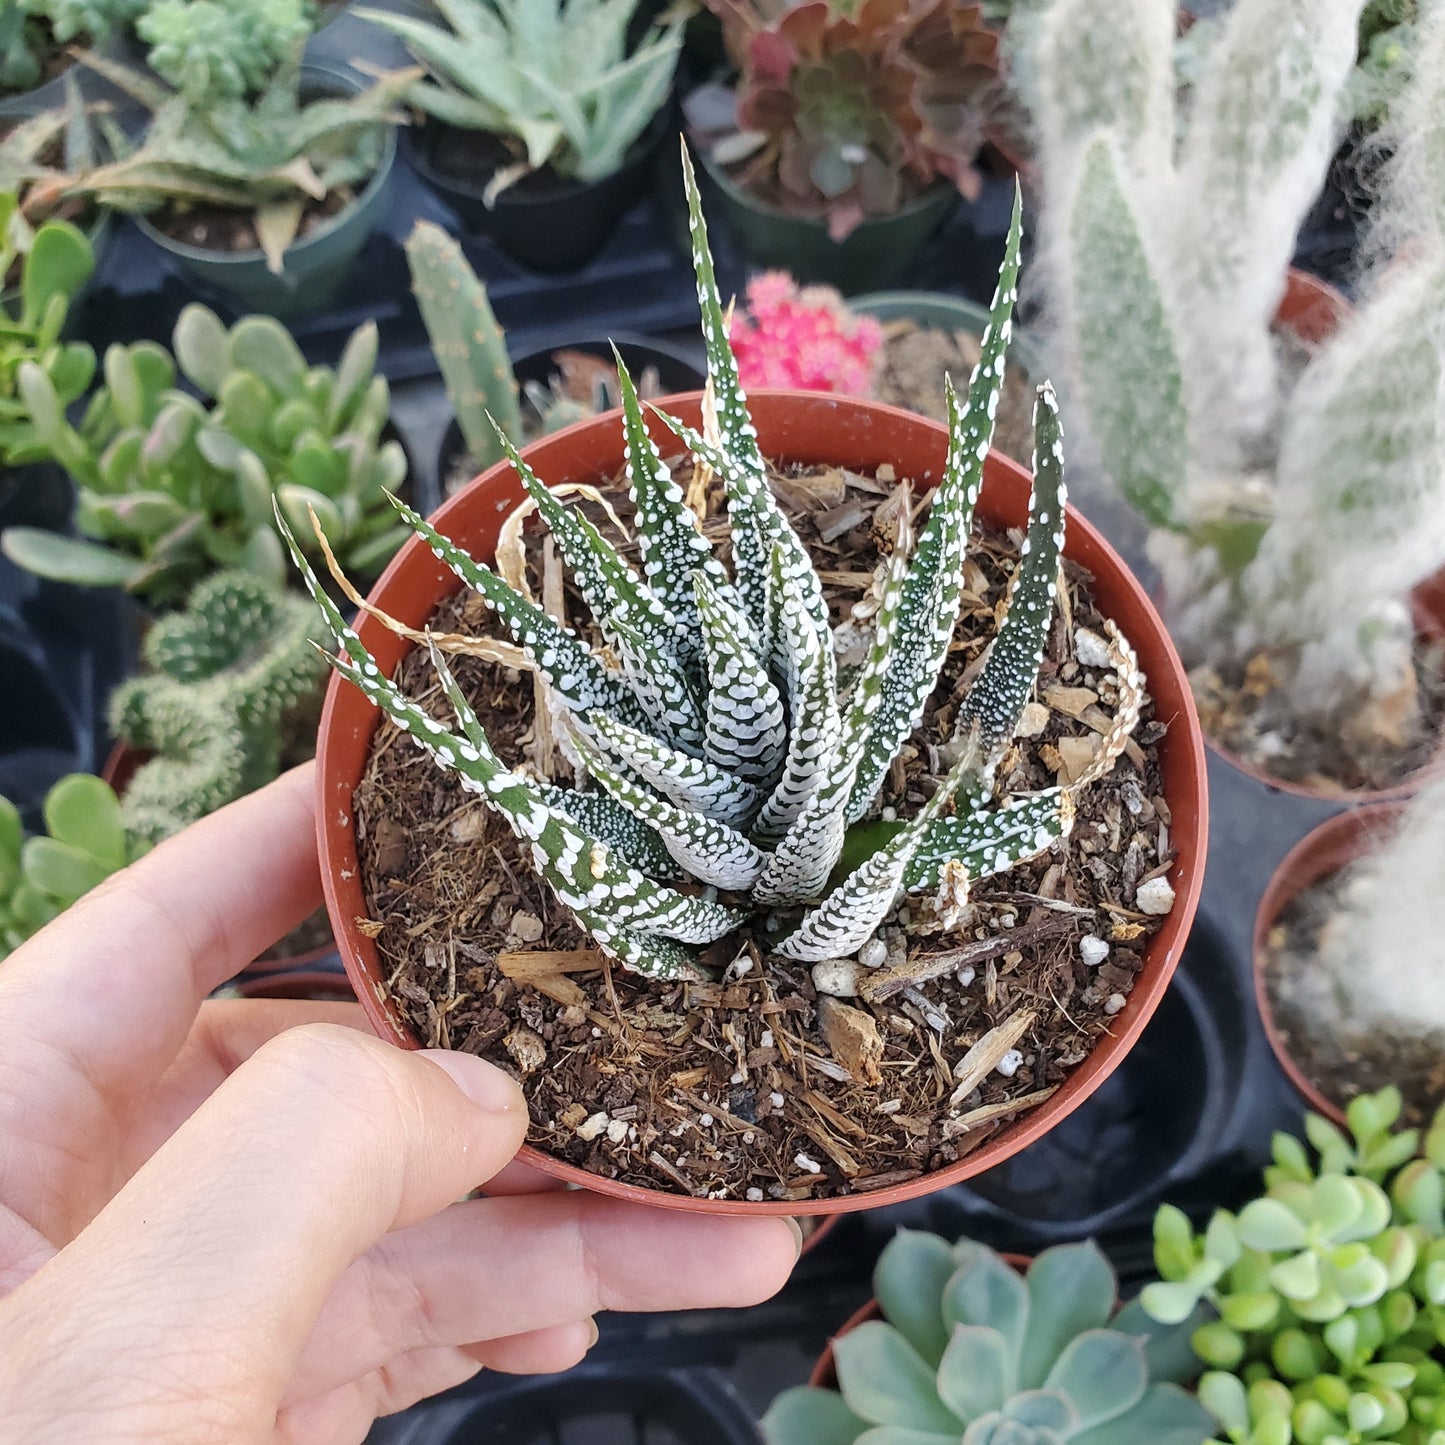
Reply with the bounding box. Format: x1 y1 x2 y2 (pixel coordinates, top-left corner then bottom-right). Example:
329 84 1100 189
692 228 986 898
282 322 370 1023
1144 1089 1445 1445
279 150 1146 984
0 773 131 960
1 306 409 606
359 0 682 190
763 1232 1215 1444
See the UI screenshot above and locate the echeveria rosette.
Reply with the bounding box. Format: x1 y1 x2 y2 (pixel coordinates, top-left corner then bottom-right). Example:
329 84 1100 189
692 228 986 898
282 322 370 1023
1142 1088 1445 1445
762 1232 1216 1444
279 150 1138 985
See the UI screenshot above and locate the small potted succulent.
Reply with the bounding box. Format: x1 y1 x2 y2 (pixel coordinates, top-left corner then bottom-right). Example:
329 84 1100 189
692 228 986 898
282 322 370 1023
60 0 413 314
1 304 416 608
0 771 130 959
363 0 684 273
1141 1087 1445 1444
1029 0 1445 799
405 220 705 495
0 195 93 530
0 0 141 119
763 1231 1215 1442
683 0 1003 291
283 152 1206 1214
1253 765 1445 1128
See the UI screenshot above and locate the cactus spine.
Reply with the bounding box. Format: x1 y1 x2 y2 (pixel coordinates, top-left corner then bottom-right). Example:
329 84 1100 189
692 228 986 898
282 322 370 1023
108 572 327 845
405 221 521 473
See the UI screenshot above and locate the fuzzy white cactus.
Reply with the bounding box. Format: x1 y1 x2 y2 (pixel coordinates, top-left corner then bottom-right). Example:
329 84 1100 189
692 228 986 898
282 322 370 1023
1311 766 1445 1047
1033 0 1445 742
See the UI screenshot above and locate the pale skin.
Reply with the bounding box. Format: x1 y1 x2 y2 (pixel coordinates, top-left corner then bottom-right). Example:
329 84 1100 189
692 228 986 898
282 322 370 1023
0 763 801 1442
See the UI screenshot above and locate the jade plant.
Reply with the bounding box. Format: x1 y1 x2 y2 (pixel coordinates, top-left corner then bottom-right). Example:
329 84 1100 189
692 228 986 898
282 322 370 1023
0 198 93 464
281 152 1145 983
685 0 1001 240
1031 0 1445 756
56 29 412 272
360 0 682 193
1143 1088 1445 1445
108 570 327 846
763 1232 1216 1443
0 773 130 960
1 305 410 605
406 219 672 480
728 271 885 395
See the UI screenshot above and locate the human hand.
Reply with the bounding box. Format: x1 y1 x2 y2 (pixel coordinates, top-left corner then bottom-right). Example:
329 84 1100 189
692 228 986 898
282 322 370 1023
0 763 800 1443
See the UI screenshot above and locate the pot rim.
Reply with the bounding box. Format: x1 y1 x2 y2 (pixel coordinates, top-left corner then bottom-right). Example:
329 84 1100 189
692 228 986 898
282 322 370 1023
316 389 1209 1215
694 141 958 230
1251 802 1407 1128
133 62 397 269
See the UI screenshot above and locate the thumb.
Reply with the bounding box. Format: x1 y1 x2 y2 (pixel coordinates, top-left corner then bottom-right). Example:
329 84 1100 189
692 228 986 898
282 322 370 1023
0 1024 525 1440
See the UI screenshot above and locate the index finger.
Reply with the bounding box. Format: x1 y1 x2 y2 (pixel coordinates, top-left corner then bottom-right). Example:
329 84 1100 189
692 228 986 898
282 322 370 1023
0 764 323 1234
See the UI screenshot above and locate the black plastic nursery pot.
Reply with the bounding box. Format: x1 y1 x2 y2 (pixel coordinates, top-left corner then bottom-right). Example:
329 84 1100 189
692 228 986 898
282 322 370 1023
694 146 958 295
434 333 708 495
409 104 678 276
364 1364 762 1445
133 63 399 320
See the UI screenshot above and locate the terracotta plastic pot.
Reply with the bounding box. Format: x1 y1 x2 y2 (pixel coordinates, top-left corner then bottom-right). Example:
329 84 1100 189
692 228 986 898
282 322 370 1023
809 1254 1035 1390
1189 270 1445 804
1251 804 1406 1128
317 390 1209 1215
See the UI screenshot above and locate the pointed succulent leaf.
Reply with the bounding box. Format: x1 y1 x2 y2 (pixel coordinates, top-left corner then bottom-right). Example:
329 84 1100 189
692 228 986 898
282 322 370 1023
1042 1330 1147 1428
502 425 681 668
774 753 972 961
607 612 706 754
694 573 787 785
833 1321 962 1434
905 790 1075 894
590 712 760 830
1001 1392 1077 1432
1018 1244 1119 1390
943 1250 1031 1372
760 1386 870 1445
537 786 682 882
846 192 1023 823
937 1325 1012 1424
954 385 1068 767
1110 1297 1215 1387
752 544 841 847
572 733 764 892
874 1230 958 1368
1068 1383 1216 1445
387 492 646 729
614 348 732 659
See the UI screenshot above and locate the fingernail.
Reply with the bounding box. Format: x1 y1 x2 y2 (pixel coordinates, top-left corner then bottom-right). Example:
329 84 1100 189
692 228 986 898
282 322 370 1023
585 1317 600 1349
420 1050 523 1114
785 1216 805 1259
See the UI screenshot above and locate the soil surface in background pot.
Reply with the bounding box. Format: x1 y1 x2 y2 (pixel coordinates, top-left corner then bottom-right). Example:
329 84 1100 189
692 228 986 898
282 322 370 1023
352 461 1175 1203
870 320 1034 469
149 189 355 254
1261 874 1445 1125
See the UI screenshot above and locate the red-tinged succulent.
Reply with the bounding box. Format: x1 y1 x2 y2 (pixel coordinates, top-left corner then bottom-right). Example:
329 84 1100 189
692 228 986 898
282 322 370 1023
692 0 1001 240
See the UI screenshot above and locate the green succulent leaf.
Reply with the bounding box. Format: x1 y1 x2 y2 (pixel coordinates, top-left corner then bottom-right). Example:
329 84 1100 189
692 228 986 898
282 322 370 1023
1018 1243 1118 1389
875 1231 959 1368
1043 1329 1147 1428
760 1386 869 1445
937 1325 1012 1424
834 1321 962 1434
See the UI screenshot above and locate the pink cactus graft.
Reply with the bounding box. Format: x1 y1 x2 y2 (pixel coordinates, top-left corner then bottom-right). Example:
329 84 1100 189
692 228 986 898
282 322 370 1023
729 272 884 396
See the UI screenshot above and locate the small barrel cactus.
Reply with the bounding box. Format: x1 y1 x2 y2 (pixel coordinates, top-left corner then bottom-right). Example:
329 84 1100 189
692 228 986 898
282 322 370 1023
281 147 1146 985
0 774 130 960
728 271 885 396
763 1231 1216 1444
1143 1088 1445 1445
108 571 327 845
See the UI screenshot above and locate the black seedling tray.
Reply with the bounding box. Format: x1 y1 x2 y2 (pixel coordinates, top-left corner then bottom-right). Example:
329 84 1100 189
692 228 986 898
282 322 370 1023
0 6 1378 1435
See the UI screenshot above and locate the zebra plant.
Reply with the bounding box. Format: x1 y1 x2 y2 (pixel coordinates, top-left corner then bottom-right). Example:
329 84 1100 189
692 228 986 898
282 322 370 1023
280 148 1145 984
